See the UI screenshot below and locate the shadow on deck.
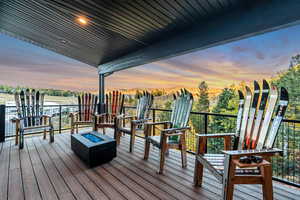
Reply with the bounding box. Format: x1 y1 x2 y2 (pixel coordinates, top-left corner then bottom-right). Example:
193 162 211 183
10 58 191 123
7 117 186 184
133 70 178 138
0 129 299 200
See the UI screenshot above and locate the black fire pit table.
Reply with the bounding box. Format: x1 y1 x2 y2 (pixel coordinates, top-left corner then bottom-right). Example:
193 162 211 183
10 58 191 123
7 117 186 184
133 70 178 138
71 131 116 167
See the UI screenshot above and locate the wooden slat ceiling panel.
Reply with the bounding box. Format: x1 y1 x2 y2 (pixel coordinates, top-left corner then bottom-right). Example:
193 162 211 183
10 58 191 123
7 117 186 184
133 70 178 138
0 0 240 67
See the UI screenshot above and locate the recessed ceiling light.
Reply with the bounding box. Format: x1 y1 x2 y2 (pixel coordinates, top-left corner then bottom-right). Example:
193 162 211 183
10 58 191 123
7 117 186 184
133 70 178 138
77 16 88 25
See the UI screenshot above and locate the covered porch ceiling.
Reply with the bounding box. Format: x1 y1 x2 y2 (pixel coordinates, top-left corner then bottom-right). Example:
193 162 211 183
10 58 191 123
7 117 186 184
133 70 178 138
1 0 300 75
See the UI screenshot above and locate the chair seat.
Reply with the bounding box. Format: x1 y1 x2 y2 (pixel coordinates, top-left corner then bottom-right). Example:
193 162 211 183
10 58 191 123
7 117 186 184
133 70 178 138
147 136 179 148
118 127 144 134
97 122 114 128
74 121 93 124
197 154 260 175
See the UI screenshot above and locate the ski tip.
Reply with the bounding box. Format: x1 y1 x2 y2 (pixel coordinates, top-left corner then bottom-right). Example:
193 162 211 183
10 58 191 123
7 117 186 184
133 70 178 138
245 86 252 94
262 79 270 90
238 90 244 99
253 80 260 91
280 87 289 101
173 93 177 100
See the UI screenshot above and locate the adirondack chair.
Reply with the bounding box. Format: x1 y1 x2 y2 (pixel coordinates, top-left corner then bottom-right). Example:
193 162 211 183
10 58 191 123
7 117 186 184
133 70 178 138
144 89 193 174
11 89 54 149
116 91 154 152
69 93 98 134
94 91 124 134
193 80 289 200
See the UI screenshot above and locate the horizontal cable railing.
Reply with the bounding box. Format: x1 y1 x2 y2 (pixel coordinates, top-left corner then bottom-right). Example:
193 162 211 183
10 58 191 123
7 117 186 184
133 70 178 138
123 106 300 187
1 104 299 187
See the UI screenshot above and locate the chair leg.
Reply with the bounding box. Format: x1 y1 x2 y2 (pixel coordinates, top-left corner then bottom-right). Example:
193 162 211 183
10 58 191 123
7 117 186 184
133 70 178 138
43 129 46 140
115 131 121 145
194 159 204 186
15 127 19 145
76 125 79 133
144 139 150 160
180 135 187 168
130 133 136 153
222 155 235 200
261 165 273 200
158 137 167 174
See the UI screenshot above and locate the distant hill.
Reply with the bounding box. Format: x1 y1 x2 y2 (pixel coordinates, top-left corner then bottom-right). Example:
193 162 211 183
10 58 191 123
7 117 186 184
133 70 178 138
106 87 222 99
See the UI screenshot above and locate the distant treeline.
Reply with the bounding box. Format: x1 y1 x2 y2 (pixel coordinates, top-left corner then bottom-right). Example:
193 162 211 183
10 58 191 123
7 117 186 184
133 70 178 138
0 85 80 97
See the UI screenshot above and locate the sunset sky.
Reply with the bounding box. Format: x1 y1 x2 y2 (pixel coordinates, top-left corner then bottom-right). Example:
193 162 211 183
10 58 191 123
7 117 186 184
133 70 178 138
1 24 300 92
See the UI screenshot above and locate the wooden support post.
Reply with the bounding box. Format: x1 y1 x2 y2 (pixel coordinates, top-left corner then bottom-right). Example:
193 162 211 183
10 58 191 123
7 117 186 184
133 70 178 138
98 73 105 114
0 105 5 142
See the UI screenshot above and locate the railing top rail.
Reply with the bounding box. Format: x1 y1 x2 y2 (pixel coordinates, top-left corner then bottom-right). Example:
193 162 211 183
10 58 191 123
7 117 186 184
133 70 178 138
123 106 300 123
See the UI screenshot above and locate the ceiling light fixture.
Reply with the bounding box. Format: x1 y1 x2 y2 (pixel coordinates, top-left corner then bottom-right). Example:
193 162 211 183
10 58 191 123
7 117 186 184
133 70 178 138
77 16 88 25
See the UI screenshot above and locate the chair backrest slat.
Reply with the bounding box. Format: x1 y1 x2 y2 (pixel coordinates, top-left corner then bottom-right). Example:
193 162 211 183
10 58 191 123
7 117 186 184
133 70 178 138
237 86 252 149
77 93 98 122
15 89 45 127
236 80 288 150
136 91 153 120
105 91 124 116
170 89 193 128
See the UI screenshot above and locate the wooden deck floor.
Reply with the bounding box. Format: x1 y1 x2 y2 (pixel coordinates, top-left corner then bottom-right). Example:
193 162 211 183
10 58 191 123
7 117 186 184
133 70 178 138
0 130 299 200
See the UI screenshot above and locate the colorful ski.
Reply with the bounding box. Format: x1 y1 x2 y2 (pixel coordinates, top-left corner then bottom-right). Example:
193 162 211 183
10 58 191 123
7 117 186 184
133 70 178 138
87 93 91 121
78 95 82 121
238 86 252 149
20 90 26 126
250 80 270 149
84 93 88 121
245 81 260 148
14 92 21 118
256 86 278 149
25 89 31 126
36 91 40 125
264 87 288 148
31 89 36 125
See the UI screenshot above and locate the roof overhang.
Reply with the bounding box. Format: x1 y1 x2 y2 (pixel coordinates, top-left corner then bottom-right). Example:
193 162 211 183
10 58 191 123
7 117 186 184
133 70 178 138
99 0 300 74
1 0 300 75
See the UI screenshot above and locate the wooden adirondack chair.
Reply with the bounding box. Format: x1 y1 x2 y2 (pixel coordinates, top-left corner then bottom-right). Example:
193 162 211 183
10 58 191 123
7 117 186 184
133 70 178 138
69 93 98 134
11 89 54 149
144 89 193 174
94 91 124 134
193 80 289 200
116 91 153 152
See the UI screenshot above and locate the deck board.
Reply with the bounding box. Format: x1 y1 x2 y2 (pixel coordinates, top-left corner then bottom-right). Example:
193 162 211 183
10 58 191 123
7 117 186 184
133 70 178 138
0 130 299 200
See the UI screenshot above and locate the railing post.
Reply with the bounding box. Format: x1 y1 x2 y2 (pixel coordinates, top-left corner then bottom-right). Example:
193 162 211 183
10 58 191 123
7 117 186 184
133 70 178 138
0 105 5 142
204 114 208 153
152 109 155 135
204 114 208 134
59 105 62 134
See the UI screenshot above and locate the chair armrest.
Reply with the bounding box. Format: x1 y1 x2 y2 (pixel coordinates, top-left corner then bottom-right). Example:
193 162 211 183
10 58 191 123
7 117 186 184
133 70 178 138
11 117 20 123
117 114 136 120
132 118 152 125
196 133 236 138
222 148 283 157
162 127 190 135
41 114 53 119
69 112 79 117
145 121 172 126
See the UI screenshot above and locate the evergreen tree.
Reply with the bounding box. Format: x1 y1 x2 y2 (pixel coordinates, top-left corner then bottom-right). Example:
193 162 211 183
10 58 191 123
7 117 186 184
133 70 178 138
191 81 210 133
211 87 237 133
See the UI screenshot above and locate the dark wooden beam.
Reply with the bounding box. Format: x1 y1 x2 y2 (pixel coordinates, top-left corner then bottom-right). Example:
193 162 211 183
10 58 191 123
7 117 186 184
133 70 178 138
98 0 300 74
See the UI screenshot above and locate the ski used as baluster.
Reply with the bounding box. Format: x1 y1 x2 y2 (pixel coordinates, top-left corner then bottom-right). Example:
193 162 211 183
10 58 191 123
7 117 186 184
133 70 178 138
256 86 278 150
238 86 252 149
244 81 260 149
264 87 288 149
250 80 270 149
